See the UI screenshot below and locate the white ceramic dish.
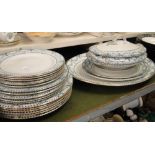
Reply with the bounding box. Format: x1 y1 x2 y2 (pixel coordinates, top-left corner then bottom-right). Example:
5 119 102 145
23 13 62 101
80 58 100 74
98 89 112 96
0 89 72 119
0 66 68 93
67 53 155 86
83 59 146 80
142 37 155 45
0 35 21 47
0 74 73 119
0 49 65 78
89 40 146 58
86 52 147 69
0 32 17 42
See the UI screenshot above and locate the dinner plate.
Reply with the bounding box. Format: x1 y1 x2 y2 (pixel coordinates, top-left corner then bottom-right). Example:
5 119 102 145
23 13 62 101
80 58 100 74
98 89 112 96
142 37 155 45
83 59 147 81
0 72 64 88
0 84 63 102
0 89 72 119
0 90 72 117
0 89 72 113
0 73 73 107
0 69 64 88
0 66 68 93
67 53 155 86
0 49 65 78
0 68 64 87
0 65 65 82
0 74 73 119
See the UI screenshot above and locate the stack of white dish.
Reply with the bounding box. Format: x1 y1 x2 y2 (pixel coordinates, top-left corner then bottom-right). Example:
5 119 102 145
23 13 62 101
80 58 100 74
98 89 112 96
0 49 73 119
67 39 155 86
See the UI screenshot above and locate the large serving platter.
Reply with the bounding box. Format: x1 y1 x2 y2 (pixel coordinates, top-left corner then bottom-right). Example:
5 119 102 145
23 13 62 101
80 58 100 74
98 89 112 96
0 49 65 78
67 53 155 86
0 74 73 119
83 59 147 81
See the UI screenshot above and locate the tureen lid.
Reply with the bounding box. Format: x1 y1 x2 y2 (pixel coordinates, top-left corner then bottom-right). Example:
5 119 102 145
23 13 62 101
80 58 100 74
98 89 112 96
89 40 146 58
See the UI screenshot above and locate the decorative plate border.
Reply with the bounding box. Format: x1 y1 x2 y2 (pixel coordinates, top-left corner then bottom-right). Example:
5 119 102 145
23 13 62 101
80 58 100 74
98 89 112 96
0 49 65 78
89 41 146 58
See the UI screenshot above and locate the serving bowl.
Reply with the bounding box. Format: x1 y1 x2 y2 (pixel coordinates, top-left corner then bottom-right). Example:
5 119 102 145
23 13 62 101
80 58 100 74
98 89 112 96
86 51 147 69
24 32 57 43
137 33 155 62
89 40 146 58
57 32 82 36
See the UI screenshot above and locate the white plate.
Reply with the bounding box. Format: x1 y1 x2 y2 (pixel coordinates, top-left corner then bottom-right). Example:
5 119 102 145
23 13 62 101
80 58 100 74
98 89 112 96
0 49 65 78
83 59 147 81
0 74 73 119
67 53 155 86
142 37 155 45
0 89 72 119
0 66 68 93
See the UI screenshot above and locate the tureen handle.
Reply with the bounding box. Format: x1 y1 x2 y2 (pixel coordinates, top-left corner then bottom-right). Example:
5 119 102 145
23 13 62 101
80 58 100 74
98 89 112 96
111 34 121 45
98 33 111 44
123 36 127 42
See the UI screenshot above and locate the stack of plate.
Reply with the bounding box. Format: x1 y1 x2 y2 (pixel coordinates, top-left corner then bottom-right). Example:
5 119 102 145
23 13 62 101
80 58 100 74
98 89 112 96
0 49 73 119
67 40 155 86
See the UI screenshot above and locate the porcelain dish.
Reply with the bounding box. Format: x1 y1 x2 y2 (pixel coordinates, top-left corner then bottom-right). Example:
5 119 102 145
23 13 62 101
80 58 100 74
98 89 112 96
87 51 147 69
24 32 57 43
89 40 146 58
83 59 146 80
0 35 21 47
0 49 65 78
136 33 155 62
67 53 155 86
142 37 155 45
0 49 73 119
